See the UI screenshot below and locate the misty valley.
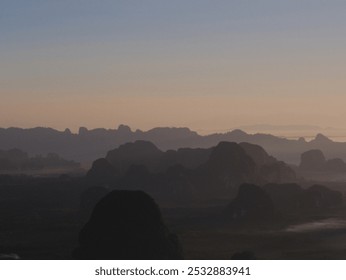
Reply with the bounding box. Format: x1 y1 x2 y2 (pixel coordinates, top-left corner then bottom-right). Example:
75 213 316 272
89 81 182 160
1 126 346 260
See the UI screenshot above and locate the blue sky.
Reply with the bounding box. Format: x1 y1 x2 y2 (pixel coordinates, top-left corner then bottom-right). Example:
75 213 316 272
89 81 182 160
1 1 346 132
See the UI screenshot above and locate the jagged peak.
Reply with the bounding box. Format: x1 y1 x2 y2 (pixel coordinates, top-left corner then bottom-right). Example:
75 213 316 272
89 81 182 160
64 128 72 134
117 124 132 133
78 127 88 135
313 133 332 142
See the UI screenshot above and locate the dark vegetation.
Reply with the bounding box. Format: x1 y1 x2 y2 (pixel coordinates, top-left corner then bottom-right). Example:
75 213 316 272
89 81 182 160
1 138 346 259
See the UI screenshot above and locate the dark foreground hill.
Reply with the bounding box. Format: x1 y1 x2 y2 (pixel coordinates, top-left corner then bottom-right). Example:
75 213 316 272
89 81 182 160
74 190 183 259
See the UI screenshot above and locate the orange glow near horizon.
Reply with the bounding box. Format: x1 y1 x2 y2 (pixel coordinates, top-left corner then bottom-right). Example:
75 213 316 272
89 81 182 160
2 93 346 135
2 2 346 135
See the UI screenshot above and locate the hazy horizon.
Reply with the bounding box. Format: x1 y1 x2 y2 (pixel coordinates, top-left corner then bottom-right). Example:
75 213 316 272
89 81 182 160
3 1 346 264
2 122 346 142
2 1 346 134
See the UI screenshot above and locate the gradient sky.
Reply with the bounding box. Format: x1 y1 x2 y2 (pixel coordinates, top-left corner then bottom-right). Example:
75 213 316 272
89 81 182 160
1 0 346 134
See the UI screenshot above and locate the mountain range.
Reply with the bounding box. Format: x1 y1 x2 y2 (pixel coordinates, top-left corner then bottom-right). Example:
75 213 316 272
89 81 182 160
86 140 297 203
1 125 346 164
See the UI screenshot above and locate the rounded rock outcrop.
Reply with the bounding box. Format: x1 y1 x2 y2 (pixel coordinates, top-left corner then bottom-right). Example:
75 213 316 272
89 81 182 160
73 190 182 259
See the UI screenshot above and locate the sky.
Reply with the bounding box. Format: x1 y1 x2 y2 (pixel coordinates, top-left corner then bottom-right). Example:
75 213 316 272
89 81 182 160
1 0 346 134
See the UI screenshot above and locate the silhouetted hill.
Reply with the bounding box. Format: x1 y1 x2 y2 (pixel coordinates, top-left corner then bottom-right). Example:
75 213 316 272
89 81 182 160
239 142 276 166
104 140 212 175
86 158 117 184
300 149 326 171
73 190 182 259
106 141 163 174
192 142 296 199
194 142 257 197
88 141 297 203
2 125 346 164
299 149 346 177
240 142 296 183
225 184 277 220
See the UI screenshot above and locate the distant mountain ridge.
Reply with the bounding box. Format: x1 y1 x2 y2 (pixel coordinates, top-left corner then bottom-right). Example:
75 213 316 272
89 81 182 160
1 125 346 164
235 124 323 131
0 148 80 171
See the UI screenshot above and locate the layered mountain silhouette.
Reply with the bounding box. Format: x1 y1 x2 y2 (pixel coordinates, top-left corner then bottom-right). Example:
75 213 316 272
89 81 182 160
87 140 296 202
262 183 303 214
294 149 346 181
226 184 277 221
86 158 117 184
1 125 346 164
0 148 80 171
299 149 346 173
74 190 182 259
263 183 343 214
